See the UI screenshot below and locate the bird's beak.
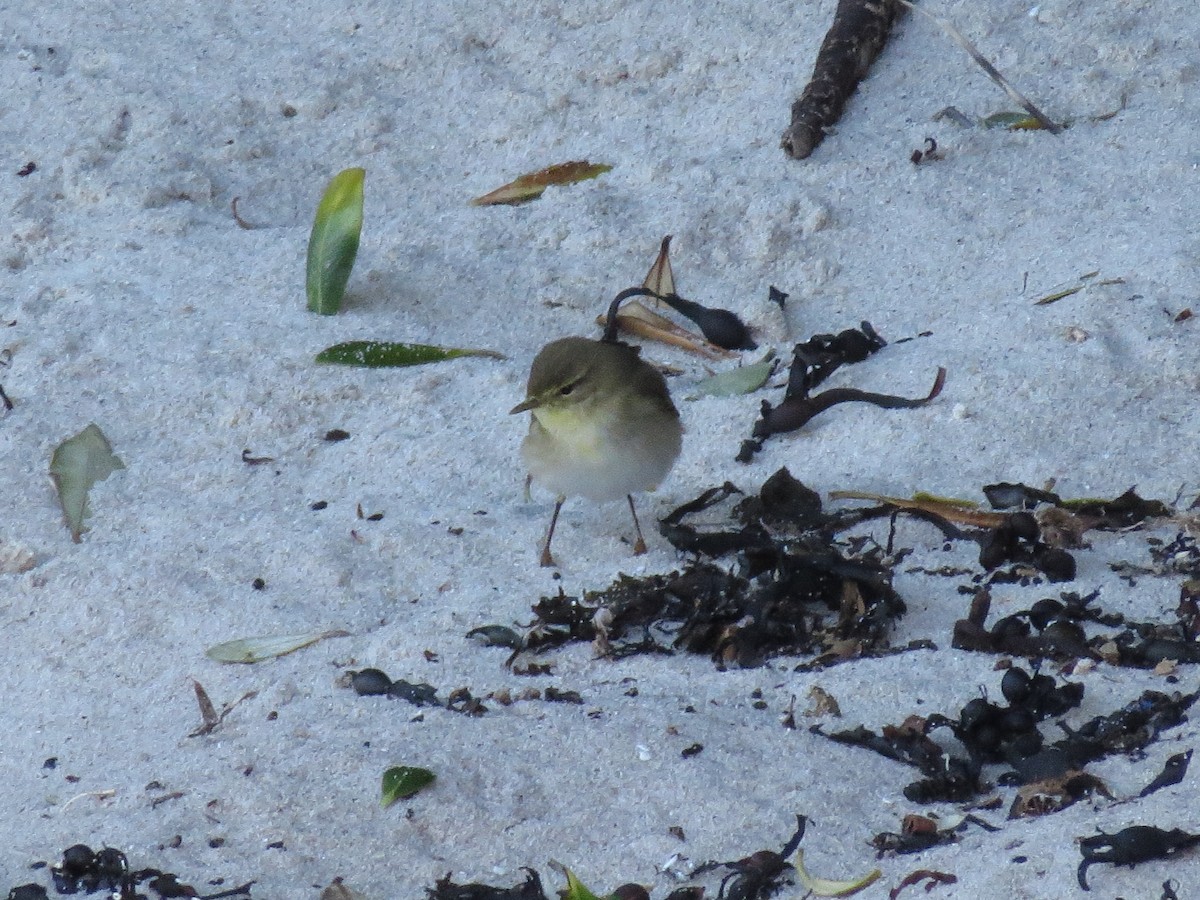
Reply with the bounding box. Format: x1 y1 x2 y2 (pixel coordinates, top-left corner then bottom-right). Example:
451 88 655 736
509 396 540 415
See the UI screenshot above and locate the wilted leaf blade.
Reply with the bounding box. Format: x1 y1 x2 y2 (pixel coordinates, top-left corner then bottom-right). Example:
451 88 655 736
49 423 125 542
206 629 349 664
315 341 504 367
471 161 612 206
691 351 777 398
306 167 365 315
982 111 1044 130
793 849 881 897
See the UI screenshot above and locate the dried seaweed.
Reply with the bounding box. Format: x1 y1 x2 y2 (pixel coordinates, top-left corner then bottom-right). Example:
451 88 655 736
1078 827 1200 892
984 482 1172 529
500 470 905 669
690 816 807 900
737 323 943 462
952 585 1200 669
427 868 549 900
1139 749 1193 798
871 814 997 856
424 822 854 900
977 511 1076 582
813 664 1196 811
46 843 253 899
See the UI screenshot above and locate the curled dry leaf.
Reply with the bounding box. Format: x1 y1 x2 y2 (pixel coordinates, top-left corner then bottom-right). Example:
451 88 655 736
793 849 882 897
829 490 1008 528
597 300 734 360
471 161 612 206
643 235 677 297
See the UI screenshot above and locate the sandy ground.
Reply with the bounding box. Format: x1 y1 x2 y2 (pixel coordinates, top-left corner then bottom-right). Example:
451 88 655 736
3 0 1200 897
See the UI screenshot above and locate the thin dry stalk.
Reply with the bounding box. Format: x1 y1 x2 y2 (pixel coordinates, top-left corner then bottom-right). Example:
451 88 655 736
898 0 1062 134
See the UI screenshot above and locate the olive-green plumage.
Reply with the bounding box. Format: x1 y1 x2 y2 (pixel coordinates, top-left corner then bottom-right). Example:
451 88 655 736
510 336 682 565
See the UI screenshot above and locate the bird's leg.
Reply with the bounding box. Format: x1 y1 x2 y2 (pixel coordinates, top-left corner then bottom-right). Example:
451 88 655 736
627 494 647 555
539 496 565 567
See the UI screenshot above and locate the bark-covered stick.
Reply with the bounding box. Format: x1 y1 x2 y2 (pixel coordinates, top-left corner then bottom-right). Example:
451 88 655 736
781 0 900 160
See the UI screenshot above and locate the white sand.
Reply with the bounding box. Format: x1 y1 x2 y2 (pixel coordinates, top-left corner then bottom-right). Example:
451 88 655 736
2 0 1199 896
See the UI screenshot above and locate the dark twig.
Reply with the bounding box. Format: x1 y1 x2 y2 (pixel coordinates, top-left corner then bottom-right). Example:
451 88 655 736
230 197 260 230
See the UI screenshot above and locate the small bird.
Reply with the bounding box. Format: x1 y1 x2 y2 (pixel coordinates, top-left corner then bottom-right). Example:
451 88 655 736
510 336 683 567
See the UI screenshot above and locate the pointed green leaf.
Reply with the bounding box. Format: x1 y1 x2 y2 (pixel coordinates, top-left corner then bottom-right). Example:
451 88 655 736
689 351 777 399
49 423 125 542
306 167 365 315
562 869 606 900
381 766 435 807
315 341 504 367
205 629 350 664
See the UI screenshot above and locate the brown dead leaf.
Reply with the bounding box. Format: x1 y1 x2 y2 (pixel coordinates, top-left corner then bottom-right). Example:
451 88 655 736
1153 658 1179 677
643 235 677 297
804 685 842 718
192 679 219 734
471 160 613 206
829 491 1009 528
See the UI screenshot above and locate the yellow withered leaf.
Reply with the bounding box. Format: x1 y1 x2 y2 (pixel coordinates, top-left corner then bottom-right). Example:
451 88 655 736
793 849 882 897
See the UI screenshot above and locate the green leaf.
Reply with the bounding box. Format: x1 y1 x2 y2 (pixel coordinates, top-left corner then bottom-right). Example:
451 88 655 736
306 167 365 315
315 341 505 367
205 629 350 663
381 766 435 807
689 351 777 399
49 423 125 542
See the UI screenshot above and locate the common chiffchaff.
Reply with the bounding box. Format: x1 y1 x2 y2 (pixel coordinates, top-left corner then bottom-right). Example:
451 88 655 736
510 336 683 567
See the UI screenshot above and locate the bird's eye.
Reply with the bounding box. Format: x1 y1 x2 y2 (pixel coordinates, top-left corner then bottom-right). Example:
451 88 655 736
559 384 574 396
